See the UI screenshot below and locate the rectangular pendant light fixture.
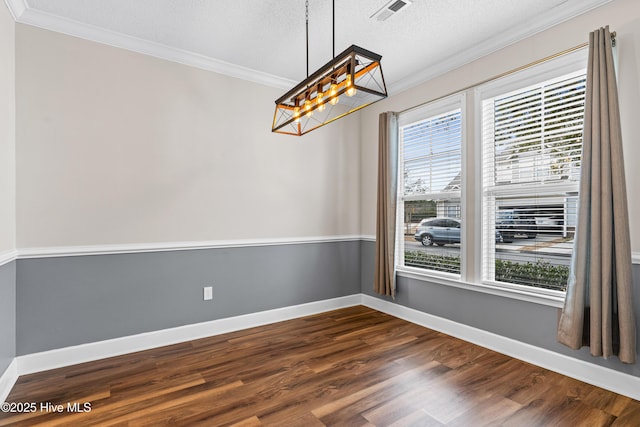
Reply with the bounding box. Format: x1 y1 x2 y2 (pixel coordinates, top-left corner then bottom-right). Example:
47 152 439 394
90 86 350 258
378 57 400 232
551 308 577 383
272 44 388 136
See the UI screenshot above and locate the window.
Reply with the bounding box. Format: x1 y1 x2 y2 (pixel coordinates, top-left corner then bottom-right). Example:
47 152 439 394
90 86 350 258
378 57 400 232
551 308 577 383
480 63 586 292
395 49 588 303
398 96 464 276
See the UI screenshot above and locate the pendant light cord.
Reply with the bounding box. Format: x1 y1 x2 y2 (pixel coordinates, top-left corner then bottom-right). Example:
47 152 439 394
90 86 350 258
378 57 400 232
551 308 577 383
304 0 336 77
305 0 335 78
306 0 309 77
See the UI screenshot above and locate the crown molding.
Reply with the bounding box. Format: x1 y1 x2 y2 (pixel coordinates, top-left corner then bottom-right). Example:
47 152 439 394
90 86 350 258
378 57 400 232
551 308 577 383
388 0 612 95
3 0 26 21
9 0 611 95
14 7 297 90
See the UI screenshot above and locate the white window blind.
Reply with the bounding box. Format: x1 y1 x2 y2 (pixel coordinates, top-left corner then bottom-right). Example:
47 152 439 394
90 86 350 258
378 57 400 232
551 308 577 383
482 70 586 291
400 103 462 275
403 111 462 199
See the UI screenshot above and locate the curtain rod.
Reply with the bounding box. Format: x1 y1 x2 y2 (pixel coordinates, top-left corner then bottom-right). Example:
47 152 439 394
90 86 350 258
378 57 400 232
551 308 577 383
399 31 616 114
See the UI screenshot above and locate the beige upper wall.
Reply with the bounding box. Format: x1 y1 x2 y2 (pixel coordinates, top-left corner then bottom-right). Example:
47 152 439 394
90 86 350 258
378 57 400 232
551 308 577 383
14 0 640 249
360 0 640 252
0 1 16 254
16 25 360 248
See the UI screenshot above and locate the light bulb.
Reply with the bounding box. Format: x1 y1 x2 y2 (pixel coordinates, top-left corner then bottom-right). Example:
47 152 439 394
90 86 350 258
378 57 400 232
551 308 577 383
304 99 313 118
316 90 326 112
345 75 356 97
329 83 339 105
293 106 301 122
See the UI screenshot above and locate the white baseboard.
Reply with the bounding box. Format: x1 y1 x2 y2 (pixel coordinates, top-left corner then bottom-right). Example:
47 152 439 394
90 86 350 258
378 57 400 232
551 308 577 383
0 359 18 403
361 294 640 401
16 295 362 376
8 293 640 403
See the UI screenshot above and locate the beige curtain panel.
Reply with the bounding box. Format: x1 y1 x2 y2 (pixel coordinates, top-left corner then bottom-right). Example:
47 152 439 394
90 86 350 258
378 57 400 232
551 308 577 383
557 26 636 364
374 112 399 298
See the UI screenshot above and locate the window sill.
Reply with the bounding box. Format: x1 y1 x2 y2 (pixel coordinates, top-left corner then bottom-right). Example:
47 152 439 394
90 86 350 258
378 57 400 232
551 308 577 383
396 266 566 308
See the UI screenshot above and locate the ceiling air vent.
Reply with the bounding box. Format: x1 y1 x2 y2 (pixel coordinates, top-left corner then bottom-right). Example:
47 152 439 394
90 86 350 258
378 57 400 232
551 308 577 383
371 0 412 21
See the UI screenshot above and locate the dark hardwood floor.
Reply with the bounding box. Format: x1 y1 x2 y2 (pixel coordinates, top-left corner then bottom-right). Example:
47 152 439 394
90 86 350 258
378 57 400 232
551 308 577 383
1 306 639 426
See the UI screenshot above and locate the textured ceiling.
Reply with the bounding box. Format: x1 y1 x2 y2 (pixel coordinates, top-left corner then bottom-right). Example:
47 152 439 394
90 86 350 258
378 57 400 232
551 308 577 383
16 0 611 92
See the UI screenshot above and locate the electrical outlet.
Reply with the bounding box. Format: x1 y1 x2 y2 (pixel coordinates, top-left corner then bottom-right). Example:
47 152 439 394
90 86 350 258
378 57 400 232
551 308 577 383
203 286 213 301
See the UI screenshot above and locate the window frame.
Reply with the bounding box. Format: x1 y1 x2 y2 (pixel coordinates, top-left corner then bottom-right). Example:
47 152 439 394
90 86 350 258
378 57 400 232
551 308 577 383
395 49 588 308
476 50 587 300
396 93 466 281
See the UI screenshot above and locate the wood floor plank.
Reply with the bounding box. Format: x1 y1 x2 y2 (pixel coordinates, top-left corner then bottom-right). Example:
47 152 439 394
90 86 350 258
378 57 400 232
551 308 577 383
388 409 444 427
86 380 244 427
612 402 640 426
584 387 634 417
1 306 638 426
311 362 439 419
444 394 522 427
227 415 263 427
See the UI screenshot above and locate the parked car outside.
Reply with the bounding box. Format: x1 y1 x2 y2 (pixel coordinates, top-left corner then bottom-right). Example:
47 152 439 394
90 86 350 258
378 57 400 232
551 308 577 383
495 209 537 243
413 217 503 246
535 216 564 235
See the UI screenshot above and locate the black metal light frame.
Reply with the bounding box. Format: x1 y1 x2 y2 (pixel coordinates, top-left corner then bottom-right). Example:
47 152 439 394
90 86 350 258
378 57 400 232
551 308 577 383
272 2 387 136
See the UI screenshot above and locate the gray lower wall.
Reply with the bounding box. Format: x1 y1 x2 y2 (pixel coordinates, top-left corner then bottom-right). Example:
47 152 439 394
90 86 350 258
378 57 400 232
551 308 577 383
12 238 640 379
16 241 361 355
0 261 16 375
360 240 640 378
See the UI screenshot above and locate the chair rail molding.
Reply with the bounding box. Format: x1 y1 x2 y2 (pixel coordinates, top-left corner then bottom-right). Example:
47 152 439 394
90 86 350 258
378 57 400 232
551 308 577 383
0 250 18 267
16 236 366 259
